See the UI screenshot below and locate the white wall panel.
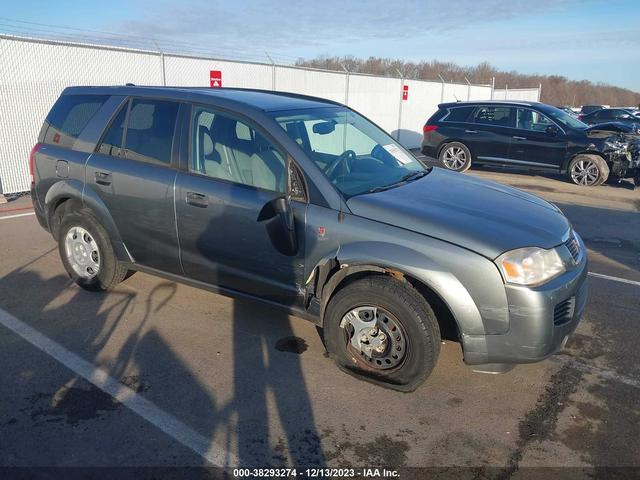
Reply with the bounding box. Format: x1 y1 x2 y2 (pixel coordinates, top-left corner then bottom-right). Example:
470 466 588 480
164 56 273 89
397 80 442 148
275 66 346 103
0 36 540 193
347 74 401 135
0 37 162 194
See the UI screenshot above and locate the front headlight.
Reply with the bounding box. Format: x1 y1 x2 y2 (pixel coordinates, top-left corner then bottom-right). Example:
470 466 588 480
496 247 566 286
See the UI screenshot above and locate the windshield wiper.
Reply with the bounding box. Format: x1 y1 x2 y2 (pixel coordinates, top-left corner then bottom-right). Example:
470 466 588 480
368 169 430 194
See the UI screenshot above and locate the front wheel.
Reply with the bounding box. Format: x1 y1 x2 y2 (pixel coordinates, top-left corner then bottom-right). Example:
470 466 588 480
323 276 441 392
58 209 128 291
439 142 472 172
568 154 609 186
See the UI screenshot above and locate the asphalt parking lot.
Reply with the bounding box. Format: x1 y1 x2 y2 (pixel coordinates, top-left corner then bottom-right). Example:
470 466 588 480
0 164 638 475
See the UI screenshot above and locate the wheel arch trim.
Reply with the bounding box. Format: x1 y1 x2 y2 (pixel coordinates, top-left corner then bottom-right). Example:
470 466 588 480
315 241 484 336
44 180 132 262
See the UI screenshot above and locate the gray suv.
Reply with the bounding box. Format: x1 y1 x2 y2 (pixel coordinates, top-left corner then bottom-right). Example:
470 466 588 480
31 86 588 391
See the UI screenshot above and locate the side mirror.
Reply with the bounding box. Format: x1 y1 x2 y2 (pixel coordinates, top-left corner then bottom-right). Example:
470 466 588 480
546 125 559 136
257 196 298 256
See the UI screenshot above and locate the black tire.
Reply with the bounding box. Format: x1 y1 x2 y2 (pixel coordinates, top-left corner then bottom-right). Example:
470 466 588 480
439 142 472 172
568 154 609 186
57 208 128 291
323 275 441 392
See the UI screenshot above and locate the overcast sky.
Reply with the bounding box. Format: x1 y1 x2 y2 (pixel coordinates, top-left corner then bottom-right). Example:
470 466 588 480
2 0 639 91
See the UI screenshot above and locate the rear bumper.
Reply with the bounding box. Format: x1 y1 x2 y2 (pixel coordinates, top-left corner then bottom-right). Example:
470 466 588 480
421 142 438 158
31 184 49 231
462 254 588 366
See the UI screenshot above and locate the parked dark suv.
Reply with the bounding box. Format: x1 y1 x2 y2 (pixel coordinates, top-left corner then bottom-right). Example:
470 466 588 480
422 100 640 186
31 87 588 391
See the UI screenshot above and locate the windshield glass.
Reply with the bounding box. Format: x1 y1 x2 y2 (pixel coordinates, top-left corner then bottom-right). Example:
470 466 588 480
544 106 588 130
271 107 425 197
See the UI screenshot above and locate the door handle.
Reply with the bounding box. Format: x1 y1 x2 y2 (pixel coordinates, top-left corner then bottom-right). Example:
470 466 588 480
512 136 526 140
94 171 112 186
465 129 478 134
186 191 208 208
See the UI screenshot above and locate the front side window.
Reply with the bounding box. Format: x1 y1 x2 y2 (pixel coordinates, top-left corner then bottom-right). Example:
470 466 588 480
44 94 109 147
124 99 178 165
191 106 286 193
516 108 554 132
471 106 514 127
545 106 587 130
272 107 425 197
596 109 614 120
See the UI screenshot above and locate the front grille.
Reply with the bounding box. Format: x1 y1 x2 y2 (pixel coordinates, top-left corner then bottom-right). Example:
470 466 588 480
564 235 580 262
554 297 575 326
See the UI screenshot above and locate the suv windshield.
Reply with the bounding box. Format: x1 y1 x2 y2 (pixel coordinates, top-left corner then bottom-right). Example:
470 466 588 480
543 106 588 130
271 107 425 197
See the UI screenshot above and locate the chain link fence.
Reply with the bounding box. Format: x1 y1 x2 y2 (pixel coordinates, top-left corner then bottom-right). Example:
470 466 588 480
0 34 541 195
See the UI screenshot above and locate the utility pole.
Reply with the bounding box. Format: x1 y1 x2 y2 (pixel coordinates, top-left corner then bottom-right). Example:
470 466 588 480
152 39 166 86
396 68 404 142
438 73 446 103
340 63 350 106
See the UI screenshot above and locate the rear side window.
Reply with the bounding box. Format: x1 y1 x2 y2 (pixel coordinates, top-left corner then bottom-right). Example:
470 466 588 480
124 99 179 165
471 106 514 127
43 94 109 147
444 106 474 122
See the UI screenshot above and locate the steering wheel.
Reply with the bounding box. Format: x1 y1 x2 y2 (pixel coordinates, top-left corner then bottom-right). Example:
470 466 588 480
324 150 356 180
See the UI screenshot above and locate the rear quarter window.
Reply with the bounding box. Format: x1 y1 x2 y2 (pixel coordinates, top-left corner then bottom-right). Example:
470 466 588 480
43 94 109 147
444 106 474 122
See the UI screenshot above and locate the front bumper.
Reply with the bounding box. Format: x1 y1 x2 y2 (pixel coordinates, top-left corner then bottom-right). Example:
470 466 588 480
462 252 588 366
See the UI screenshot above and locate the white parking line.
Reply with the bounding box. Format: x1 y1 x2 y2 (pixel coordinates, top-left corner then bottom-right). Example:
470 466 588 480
0 211 35 220
0 306 236 467
589 271 640 287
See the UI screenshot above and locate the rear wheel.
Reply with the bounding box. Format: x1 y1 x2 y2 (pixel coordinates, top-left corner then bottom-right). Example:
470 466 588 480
568 154 609 186
58 209 128 291
439 142 472 172
323 275 441 392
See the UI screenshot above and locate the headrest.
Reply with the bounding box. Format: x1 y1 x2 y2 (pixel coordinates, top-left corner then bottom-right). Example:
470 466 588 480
199 125 214 157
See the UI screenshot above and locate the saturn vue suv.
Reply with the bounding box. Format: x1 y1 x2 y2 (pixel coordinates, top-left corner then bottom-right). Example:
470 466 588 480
421 100 640 186
31 86 588 391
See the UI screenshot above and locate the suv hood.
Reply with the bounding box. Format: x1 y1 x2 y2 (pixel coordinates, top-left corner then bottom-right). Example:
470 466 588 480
585 122 639 137
346 168 570 259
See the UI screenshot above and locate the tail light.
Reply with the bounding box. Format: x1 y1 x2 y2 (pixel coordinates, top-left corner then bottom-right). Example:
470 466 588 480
423 125 438 133
29 143 41 185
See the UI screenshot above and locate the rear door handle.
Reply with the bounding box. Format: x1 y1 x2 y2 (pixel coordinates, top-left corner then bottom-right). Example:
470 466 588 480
512 136 526 140
465 129 478 134
186 191 208 208
94 171 112 186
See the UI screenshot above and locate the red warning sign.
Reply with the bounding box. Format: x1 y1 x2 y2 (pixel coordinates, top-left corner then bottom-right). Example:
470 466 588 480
402 84 409 101
210 70 222 88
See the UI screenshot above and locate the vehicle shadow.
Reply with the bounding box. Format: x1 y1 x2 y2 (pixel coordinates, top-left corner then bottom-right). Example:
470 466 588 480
392 129 423 150
0 264 224 466
0 225 325 467
193 195 326 467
